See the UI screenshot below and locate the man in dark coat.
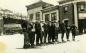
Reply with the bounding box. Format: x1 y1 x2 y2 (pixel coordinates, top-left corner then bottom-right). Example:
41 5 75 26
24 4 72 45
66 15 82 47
51 22 56 42
55 22 59 42
21 20 31 48
35 21 42 45
64 21 70 41
28 22 35 48
70 24 77 41
59 21 66 42
47 22 52 43
40 22 45 44
43 22 48 43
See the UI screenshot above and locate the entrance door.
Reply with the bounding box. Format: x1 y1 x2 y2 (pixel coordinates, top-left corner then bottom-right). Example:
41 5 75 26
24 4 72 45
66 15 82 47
78 19 86 34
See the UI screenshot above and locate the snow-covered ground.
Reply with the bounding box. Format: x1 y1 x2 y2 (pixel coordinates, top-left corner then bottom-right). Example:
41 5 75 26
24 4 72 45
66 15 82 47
0 33 86 53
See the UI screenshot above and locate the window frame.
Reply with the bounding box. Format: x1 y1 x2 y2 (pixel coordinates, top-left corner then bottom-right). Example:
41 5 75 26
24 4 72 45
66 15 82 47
36 12 40 20
45 14 50 22
29 14 34 20
51 12 57 21
80 4 85 11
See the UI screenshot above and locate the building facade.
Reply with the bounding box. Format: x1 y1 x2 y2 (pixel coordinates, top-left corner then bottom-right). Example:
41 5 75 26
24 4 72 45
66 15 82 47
26 1 59 22
42 6 59 22
59 0 86 34
26 0 86 34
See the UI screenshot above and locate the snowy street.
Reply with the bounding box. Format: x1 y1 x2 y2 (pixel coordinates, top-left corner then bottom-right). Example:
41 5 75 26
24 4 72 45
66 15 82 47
0 33 86 53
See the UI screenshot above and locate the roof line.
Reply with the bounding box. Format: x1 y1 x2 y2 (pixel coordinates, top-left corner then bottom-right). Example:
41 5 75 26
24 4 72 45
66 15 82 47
26 0 54 7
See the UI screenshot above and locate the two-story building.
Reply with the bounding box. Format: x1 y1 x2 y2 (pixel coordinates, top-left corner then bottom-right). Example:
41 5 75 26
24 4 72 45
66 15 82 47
26 0 86 34
59 0 86 34
26 0 59 22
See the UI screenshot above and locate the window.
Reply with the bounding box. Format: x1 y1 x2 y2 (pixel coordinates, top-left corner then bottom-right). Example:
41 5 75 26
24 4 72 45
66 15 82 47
36 12 40 20
29 14 33 20
45 14 50 22
64 6 68 12
80 5 85 11
51 12 57 21
65 7 68 11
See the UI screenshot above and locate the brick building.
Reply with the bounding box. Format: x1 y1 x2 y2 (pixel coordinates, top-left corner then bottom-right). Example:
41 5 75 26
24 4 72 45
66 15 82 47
59 0 86 34
26 0 86 34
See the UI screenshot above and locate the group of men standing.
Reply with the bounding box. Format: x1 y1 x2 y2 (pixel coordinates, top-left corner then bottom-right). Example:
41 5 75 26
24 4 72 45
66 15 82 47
21 20 77 49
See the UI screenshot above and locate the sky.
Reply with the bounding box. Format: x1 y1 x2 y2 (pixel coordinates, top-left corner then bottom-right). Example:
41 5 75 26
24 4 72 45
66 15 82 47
0 0 60 16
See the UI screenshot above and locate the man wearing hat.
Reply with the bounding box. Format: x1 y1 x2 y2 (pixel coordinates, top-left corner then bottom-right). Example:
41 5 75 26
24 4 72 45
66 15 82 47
21 20 32 48
64 20 70 41
47 21 52 43
59 20 66 42
35 21 42 45
42 22 48 43
51 21 56 43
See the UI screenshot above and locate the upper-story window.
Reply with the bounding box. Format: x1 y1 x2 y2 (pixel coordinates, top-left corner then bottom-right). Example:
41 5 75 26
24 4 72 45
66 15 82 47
64 6 68 12
80 5 85 11
36 12 40 20
45 14 50 22
29 14 33 21
51 12 57 21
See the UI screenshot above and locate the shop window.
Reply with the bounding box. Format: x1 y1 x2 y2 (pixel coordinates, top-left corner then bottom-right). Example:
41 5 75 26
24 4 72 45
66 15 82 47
45 14 50 22
51 12 57 21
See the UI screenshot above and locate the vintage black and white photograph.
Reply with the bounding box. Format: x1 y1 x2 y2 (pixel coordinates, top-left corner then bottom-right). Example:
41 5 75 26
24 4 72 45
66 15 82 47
0 0 86 53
